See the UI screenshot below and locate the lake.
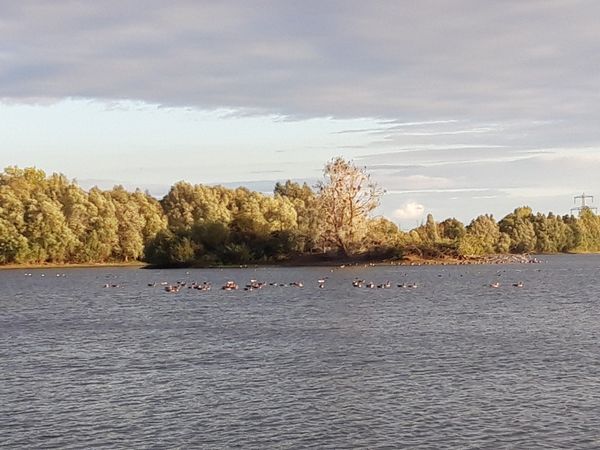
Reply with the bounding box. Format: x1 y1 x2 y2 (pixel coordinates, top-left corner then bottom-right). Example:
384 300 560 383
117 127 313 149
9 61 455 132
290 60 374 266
2 255 600 449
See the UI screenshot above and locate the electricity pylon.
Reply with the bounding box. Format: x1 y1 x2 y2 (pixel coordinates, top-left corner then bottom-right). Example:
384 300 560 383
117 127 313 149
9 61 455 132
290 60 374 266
571 192 597 215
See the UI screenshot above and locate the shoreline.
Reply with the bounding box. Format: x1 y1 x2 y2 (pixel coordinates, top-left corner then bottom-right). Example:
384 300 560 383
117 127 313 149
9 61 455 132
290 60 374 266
1 254 537 270
0 261 148 270
272 253 541 267
0 254 563 270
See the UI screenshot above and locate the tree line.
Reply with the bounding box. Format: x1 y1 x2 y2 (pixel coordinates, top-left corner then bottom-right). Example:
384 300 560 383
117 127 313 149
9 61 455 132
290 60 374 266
0 161 598 266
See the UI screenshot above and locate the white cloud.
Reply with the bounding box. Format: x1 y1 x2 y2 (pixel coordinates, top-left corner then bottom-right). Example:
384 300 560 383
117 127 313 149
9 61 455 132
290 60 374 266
1 0 600 128
2 1 600 224
393 202 425 220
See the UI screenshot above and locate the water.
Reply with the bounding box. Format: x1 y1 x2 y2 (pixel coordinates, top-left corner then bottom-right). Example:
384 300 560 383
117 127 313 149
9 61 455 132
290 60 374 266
2 255 600 449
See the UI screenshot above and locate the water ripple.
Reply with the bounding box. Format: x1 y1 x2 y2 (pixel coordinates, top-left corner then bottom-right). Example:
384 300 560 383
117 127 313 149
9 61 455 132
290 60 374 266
2 257 600 448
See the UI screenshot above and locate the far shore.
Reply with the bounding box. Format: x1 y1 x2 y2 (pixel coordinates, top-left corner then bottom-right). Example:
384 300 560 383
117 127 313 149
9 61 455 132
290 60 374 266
0 253 566 271
0 261 148 270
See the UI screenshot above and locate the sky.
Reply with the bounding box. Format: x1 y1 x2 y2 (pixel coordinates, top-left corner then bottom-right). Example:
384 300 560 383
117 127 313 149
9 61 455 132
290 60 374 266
1 0 600 228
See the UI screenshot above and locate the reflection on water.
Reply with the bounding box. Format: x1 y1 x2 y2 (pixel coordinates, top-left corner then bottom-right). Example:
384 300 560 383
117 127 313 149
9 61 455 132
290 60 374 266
2 255 600 448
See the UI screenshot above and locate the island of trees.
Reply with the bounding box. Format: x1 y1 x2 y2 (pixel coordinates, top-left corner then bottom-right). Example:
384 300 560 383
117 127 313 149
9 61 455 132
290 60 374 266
0 160 599 267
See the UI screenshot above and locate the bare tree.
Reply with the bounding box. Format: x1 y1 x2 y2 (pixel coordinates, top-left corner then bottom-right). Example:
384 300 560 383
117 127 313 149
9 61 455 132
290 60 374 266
317 157 383 256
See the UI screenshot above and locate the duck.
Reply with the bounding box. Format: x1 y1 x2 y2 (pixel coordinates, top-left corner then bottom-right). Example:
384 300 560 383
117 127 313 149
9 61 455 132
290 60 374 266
489 282 500 288
512 281 524 288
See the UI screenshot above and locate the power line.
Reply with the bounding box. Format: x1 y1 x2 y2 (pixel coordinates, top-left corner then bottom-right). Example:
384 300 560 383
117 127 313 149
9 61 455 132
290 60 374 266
571 192 597 215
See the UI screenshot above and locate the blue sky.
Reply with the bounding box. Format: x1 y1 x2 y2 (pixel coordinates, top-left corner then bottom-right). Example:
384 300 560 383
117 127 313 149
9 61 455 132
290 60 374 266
2 1 600 227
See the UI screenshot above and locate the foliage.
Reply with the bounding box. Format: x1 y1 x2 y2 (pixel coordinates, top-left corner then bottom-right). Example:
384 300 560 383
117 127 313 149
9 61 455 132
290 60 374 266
0 167 166 264
499 207 537 253
1 164 599 266
457 215 501 256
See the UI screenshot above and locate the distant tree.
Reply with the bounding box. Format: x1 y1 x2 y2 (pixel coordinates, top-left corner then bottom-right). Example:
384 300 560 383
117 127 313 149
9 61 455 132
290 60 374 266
424 213 439 243
532 212 570 253
438 218 466 241
499 206 537 253
161 182 232 231
2 164 598 266
262 195 298 232
222 242 253 264
191 221 230 254
145 230 196 267
0 184 28 261
363 217 404 258
458 214 501 256
109 186 146 261
26 196 79 262
316 157 383 256
130 189 168 242
274 180 321 252
86 187 119 262
0 218 28 263
575 208 600 252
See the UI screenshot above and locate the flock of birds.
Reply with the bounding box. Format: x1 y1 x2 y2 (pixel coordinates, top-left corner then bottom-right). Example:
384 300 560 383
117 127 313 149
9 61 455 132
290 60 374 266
150 279 307 293
490 280 524 288
103 276 526 292
21 270 524 291
23 273 67 277
137 277 423 293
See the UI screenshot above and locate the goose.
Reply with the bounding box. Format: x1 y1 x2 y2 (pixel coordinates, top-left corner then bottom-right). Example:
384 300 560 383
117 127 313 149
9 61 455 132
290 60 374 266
352 279 364 288
222 281 238 290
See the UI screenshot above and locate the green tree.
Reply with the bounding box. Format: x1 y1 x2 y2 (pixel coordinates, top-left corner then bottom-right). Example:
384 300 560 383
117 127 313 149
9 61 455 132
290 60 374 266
274 180 321 252
363 217 404 258
131 189 168 242
438 218 466 241
499 206 537 253
161 182 232 231
0 218 28 263
532 212 571 253
575 208 600 251
109 186 145 261
458 214 501 256
145 230 196 267
86 187 119 262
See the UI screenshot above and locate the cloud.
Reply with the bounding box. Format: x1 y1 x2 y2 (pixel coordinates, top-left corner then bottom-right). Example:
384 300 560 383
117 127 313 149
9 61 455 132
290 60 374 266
375 148 600 224
1 0 600 130
3 3 600 177
393 202 425 220
3 1 600 224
